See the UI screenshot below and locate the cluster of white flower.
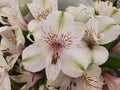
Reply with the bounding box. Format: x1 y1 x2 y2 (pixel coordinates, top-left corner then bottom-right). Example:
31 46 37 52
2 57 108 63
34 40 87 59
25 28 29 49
0 0 120 90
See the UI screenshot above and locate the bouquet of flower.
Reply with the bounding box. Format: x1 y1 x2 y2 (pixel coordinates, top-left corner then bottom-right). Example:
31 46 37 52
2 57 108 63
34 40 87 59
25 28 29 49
0 0 120 90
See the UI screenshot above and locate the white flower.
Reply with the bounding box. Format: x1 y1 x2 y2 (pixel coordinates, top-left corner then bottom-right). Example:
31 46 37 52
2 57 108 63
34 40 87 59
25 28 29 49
79 16 120 65
0 26 25 69
94 1 120 24
47 65 104 90
66 3 94 23
0 52 11 90
0 0 27 31
28 0 58 21
22 11 89 81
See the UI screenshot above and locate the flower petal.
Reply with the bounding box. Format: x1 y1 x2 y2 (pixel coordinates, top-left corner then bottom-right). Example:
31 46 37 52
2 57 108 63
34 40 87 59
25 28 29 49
22 44 47 72
66 4 94 23
44 11 75 34
0 72 11 90
45 53 61 81
27 19 41 42
28 0 57 20
96 16 120 44
104 73 120 90
0 53 8 69
61 47 89 77
91 46 109 65
99 24 120 44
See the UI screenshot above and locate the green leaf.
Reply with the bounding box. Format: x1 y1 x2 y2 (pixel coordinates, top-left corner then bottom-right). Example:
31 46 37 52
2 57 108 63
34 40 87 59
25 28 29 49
101 51 120 68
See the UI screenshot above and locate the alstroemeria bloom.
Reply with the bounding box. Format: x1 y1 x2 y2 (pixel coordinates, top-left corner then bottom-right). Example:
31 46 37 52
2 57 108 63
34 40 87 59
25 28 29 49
22 11 89 81
0 52 11 90
28 0 58 21
79 16 120 65
0 26 25 69
47 65 104 90
94 1 120 24
66 3 94 23
103 73 120 90
0 0 27 31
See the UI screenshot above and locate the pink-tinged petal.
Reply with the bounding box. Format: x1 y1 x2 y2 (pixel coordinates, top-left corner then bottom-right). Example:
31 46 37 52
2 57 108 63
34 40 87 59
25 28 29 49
0 72 11 90
0 53 8 69
0 0 27 31
61 47 89 77
8 0 27 31
45 53 61 81
28 0 57 21
112 42 120 51
91 46 109 65
76 65 103 90
22 44 47 72
104 73 120 90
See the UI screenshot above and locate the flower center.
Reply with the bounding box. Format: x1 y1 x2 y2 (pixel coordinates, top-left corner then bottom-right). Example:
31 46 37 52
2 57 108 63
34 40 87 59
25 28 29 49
82 74 101 89
84 29 103 48
43 32 72 64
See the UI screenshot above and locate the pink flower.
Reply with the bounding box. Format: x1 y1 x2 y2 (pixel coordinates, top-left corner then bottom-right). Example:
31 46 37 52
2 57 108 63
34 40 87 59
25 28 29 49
103 73 120 90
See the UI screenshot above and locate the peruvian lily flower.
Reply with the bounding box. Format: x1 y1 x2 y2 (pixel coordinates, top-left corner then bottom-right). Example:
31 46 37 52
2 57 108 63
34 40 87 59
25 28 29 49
66 3 94 23
47 65 104 90
0 52 11 90
22 11 89 81
103 73 120 90
94 1 120 24
27 0 58 21
0 0 27 31
0 26 25 69
79 16 120 65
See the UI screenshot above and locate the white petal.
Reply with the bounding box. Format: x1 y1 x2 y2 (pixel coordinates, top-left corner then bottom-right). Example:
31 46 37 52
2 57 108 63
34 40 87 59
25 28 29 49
99 25 120 44
66 4 94 23
85 64 102 77
15 27 25 47
113 10 120 24
45 53 61 81
28 0 57 20
28 19 41 41
22 44 47 72
91 46 109 65
61 48 89 77
84 17 99 33
0 54 8 69
44 11 75 34
0 72 11 90
96 16 115 32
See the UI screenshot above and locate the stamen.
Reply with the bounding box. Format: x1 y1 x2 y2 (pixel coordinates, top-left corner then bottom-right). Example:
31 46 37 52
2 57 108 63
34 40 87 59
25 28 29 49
82 74 101 89
43 32 73 64
84 27 104 48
